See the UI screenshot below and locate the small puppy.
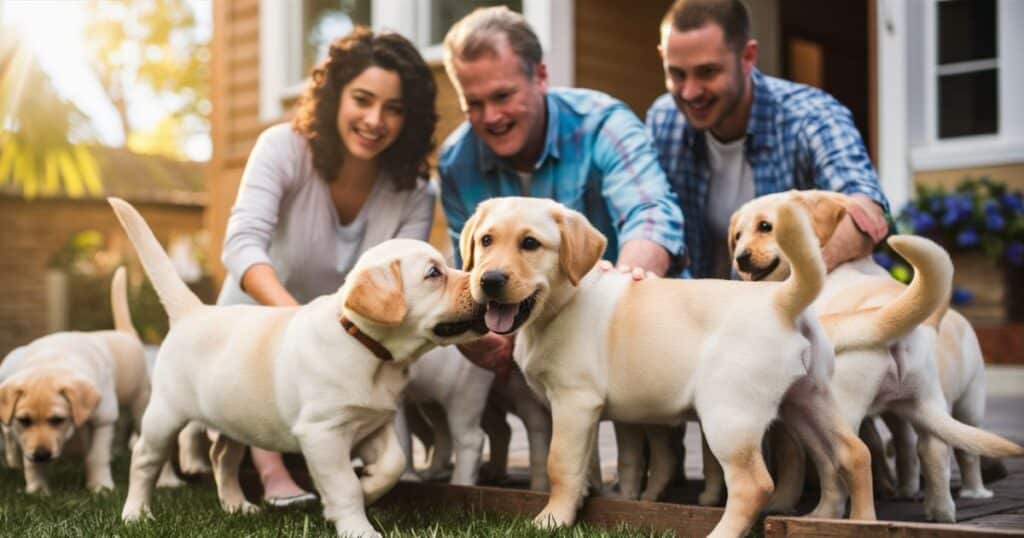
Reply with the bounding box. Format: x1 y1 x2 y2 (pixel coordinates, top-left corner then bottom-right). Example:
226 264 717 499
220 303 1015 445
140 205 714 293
460 196 873 538
478 364 552 491
109 198 485 538
728 190 1024 521
396 345 494 485
0 267 182 494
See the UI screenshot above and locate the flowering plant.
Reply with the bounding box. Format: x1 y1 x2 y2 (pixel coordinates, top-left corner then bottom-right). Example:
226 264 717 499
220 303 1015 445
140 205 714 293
899 177 1024 267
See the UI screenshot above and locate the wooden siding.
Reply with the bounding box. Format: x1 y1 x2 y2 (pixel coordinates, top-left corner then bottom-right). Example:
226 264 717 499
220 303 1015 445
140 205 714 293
913 163 1024 192
575 0 674 118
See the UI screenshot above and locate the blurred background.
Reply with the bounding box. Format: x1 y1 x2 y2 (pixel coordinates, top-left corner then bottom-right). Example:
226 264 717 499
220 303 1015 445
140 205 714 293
1 0 1021 364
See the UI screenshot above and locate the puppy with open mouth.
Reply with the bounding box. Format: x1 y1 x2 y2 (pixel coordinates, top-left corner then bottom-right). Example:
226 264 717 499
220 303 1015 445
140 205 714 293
460 196 875 538
109 197 486 538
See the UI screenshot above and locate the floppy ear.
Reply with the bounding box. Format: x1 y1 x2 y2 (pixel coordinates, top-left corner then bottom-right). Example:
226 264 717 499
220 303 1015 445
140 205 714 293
727 211 740 257
552 208 607 286
459 207 483 272
0 382 23 425
790 191 848 247
60 379 101 427
344 259 407 327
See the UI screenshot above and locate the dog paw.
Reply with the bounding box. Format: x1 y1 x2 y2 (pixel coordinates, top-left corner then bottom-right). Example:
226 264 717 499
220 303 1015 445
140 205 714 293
179 459 212 476
335 523 382 538
533 505 574 529
477 462 508 484
697 489 722 506
88 481 116 494
924 497 956 523
156 473 186 489
399 470 422 482
122 506 153 523
959 486 994 500
223 500 261 515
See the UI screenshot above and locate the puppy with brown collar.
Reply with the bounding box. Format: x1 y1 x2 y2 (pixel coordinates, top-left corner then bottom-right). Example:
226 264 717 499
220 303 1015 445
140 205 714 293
460 196 874 538
109 197 486 538
0 267 183 494
728 190 1024 521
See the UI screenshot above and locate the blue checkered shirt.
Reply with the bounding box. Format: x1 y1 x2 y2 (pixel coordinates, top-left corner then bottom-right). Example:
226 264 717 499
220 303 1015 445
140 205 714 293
440 87 685 268
647 69 889 278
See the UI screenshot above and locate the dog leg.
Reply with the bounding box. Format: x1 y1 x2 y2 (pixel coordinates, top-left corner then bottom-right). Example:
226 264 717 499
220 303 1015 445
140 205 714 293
177 421 212 475
3 426 21 469
23 457 50 495
520 392 552 492
884 413 920 498
419 403 453 481
296 423 380 538
952 379 993 499
763 423 804 513
446 402 485 486
209 435 259 515
122 401 185 522
533 398 601 529
698 427 725 506
860 417 896 498
356 424 407 504
641 426 676 502
393 404 420 482
84 423 116 493
701 418 774 538
479 401 510 484
613 422 644 500
917 428 955 522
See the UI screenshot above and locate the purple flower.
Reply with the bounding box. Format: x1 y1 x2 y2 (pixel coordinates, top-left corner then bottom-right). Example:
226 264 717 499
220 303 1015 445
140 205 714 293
986 213 1005 231
942 209 962 227
929 196 944 213
952 288 974 305
984 199 1000 214
873 251 895 270
912 212 936 233
1007 242 1024 267
956 228 980 247
1004 193 1024 214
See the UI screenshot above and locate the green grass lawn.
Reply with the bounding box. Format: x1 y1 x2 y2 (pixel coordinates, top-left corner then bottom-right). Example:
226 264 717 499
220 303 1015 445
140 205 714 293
0 453 675 537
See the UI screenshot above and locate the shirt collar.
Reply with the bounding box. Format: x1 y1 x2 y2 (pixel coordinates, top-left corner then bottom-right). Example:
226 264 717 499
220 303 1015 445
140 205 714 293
477 93 560 173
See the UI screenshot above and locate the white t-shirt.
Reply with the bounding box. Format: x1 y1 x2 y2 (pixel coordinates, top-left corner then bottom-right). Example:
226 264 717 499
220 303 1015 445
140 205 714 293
706 133 755 279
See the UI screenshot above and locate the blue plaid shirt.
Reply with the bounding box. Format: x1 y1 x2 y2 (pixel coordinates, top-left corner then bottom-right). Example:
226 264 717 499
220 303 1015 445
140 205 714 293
440 87 685 267
647 69 889 278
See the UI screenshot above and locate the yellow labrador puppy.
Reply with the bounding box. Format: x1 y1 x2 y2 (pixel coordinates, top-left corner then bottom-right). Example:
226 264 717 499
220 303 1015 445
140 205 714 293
460 197 873 538
0 267 182 494
108 198 486 538
728 190 1024 521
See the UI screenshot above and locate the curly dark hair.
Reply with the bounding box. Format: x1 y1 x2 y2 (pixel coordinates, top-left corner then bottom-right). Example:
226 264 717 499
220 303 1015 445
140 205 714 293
292 28 437 190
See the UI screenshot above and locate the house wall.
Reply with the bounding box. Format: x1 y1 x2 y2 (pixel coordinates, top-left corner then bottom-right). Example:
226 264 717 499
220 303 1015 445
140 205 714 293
913 163 1024 192
0 198 203 355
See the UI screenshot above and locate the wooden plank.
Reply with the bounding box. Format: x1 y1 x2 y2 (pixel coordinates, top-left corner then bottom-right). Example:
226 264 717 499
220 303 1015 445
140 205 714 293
976 324 1024 365
763 516 1024 537
229 0 259 19
227 15 259 44
378 481 724 537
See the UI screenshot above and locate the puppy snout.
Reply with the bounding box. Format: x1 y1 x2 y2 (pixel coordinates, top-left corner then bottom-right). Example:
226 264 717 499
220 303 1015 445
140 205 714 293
480 270 509 297
735 250 753 273
30 448 52 463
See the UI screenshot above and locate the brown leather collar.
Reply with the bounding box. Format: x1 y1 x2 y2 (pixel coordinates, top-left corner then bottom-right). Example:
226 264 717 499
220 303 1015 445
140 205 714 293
339 315 393 361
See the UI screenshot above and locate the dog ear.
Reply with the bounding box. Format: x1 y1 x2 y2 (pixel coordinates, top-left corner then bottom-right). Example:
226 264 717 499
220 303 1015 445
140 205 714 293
459 208 483 272
344 259 407 327
727 211 740 257
790 190 848 247
60 379 101 427
552 208 607 286
0 382 23 425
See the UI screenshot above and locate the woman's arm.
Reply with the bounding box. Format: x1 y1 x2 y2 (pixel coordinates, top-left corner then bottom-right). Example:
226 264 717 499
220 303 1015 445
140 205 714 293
240 263 299 307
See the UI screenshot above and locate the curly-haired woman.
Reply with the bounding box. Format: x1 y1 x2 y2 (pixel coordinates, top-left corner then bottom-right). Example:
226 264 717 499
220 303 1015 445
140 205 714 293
215 28 438 506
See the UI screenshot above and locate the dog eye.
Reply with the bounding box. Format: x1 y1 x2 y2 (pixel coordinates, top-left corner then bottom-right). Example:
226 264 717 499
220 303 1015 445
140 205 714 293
757 221 773 233
481 234 492 247
425 265 443 279
48 417 66 426
520 237 541 251
16 417 32 427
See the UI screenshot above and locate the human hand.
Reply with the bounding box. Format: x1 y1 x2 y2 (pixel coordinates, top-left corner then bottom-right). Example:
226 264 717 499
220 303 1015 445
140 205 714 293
457 333 515 382
596 260 657 281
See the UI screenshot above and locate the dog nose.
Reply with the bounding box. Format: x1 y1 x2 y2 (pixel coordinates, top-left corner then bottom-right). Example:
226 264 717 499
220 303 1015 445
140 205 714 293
480 270 509 297
735 250 753 273
30 449 52 463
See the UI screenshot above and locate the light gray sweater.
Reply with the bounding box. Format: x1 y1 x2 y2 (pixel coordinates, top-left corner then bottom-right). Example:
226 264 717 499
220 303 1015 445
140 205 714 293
217 123 436 306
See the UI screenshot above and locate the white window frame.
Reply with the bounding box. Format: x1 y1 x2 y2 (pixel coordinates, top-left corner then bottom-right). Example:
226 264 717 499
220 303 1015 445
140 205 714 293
908 0 1024 171
260 0 574 122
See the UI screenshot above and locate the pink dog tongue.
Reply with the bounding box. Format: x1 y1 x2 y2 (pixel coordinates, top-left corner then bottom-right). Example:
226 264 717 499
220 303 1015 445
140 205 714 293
485 301 518 333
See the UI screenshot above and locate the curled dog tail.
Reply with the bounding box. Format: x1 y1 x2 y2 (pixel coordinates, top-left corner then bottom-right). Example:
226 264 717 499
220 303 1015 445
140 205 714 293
906 404 1024 458
826 235 952 352
110 266 139 338
772 202 826 324
108 197 202 323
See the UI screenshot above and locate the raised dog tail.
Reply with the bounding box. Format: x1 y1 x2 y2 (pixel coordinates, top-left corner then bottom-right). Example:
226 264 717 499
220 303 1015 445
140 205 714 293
906 404 1024 458
108 197 202 323
772 202 826 324
825 235 952 352
110 266 139 338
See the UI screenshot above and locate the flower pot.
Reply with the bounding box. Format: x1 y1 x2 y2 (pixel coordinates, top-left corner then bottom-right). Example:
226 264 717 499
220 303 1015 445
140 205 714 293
951 252 1005 325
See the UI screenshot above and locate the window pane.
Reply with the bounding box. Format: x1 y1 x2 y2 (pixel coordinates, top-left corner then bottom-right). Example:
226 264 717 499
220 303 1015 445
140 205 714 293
938 69 998 139
304 0 373 72
429 0 523 46
938 0 996 65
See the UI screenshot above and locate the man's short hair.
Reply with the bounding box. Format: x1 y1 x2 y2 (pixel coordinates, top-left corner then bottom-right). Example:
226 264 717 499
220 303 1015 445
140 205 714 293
443 6 543 81
661 0 751 52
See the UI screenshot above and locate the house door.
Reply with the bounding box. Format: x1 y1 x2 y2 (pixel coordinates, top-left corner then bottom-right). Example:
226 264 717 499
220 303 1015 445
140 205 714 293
780 0 874 161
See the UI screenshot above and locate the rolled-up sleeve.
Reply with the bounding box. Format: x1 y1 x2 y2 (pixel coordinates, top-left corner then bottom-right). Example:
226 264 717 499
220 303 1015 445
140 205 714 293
800 104 890 213
438 152 474 268
394 180 438 242
221 127 295 284
593 107 686 261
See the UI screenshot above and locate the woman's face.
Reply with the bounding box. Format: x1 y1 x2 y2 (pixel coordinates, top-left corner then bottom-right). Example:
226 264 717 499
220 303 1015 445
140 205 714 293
336 66 405 161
